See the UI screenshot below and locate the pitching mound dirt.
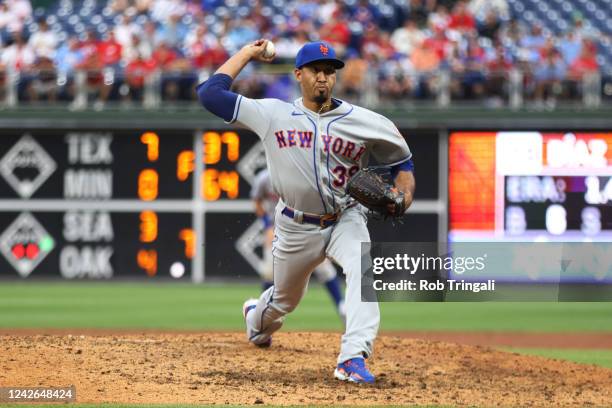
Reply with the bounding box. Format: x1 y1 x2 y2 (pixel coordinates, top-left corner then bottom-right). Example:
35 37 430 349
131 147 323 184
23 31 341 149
1 332 611 407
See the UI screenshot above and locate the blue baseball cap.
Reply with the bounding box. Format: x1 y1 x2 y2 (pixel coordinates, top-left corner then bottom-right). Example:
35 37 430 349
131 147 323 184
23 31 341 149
295 41 345 69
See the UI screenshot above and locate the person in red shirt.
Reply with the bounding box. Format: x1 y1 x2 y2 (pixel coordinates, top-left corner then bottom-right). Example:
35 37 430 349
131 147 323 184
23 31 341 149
74 51 111 109
98 31 122 68
566 40 599 100
361 24 396 61
152 42 194 100
486 44 513 101
319 11 350 54
78 29 100 58
568 40 598 80
124 52 156 101
427 26 450 61
448 0 476 33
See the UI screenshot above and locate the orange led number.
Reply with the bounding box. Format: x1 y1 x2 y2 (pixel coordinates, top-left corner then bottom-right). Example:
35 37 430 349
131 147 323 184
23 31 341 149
203 169 239 200
177 150 195 181
137 249 158 277
219 170 239 198
204 132 221 164
139 211 158 243
138 169 158 201
179 228 195 259
140 132 159 161
221 132 239 162
203 131 240 164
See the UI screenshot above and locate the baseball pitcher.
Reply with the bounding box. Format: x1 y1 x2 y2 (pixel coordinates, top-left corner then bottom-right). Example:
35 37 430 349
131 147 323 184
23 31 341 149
197 39 415 384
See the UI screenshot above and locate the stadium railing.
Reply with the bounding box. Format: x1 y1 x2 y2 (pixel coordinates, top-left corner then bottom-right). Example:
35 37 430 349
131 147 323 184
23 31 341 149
0 66 608 110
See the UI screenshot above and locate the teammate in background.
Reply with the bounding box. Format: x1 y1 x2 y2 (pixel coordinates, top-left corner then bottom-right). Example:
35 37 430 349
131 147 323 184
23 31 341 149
251 168 346 322
197 40 415 384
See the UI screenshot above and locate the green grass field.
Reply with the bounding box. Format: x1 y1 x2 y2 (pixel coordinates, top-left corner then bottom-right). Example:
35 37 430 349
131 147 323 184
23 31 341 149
1 282 611 332
1 282 611 408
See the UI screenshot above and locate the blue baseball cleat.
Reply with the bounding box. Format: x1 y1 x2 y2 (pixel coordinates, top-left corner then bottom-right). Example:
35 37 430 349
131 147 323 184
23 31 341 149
334 357 375 384
242 298 272 348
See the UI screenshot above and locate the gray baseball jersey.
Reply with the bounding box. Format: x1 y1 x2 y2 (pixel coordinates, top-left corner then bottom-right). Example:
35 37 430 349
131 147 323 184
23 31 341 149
230 97 411 214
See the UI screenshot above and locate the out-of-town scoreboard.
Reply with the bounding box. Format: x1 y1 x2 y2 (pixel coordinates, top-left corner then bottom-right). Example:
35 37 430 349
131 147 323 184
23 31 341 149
0 129 265 281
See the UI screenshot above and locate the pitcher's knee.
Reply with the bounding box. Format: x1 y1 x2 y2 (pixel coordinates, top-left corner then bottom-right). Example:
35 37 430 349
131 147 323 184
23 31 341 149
272 297 300 314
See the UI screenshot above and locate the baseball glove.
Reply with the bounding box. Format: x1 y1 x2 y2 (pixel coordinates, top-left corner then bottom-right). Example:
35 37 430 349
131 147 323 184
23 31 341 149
346 168 407 218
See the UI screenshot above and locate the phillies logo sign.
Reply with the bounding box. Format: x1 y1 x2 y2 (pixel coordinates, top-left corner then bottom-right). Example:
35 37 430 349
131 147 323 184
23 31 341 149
0 213 54 277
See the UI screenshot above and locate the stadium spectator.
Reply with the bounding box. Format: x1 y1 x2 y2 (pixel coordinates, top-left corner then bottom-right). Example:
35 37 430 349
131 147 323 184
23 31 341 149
460 36 487 98
448 0 476 33
151 0 187 23
568 40 599 80
362 24 396 61
79 29 101 58
114 15 141 50
1 32 34 71
26 55 58 102
249 2 272 36
123 32 152 62
319 11 350 55
0 3 14 38
407 0 430 28
338 50 369 97
151 40 193 100
54 36 84 75
428 4 451 31
520 24 547 64
315 0 339 24
155 12 189 49
411 38 441 97
5 0 31 26
295 0 318 21
75 51 111 109
485 44 513 102
391 19 424 56
477 11 501 40
533 47 566 103
427 26 451 61
352 0 378 27
188 31 227 70
224 17 260 53
379 53 415 100
558 30 582 65
468 0 509 21
98 31 123 67
28 18 58 59
272 31 309 60
124 52 156 101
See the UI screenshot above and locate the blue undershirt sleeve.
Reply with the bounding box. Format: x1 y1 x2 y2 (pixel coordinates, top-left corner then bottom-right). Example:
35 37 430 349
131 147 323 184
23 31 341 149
196 73 239 123
391 159 414 180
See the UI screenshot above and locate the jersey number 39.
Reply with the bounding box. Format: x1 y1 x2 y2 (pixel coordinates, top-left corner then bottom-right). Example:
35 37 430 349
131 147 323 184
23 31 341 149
332 165 359 187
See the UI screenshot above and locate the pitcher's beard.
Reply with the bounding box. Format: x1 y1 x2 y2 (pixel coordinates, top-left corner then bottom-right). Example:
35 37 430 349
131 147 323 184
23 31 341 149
313 91 328 105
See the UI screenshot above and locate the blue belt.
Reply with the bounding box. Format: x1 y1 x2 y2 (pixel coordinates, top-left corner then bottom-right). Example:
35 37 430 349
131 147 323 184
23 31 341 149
281 207 339 228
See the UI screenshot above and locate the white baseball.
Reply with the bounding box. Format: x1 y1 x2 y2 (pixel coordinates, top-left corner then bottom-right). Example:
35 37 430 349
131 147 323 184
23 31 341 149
263 41 275 58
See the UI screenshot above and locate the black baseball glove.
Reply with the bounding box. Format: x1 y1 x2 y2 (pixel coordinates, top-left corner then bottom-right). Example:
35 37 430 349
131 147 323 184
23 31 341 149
346 168 407 218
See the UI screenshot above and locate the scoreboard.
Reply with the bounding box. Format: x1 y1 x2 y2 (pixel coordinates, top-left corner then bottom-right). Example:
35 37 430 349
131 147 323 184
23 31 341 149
449 131 612 241
0 129 263 281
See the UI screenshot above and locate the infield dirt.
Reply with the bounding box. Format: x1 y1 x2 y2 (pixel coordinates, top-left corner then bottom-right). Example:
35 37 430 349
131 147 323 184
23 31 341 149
1 332 612 407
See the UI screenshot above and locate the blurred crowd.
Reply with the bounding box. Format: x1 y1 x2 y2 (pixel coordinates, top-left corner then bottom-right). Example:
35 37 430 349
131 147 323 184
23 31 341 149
0 0 608 106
